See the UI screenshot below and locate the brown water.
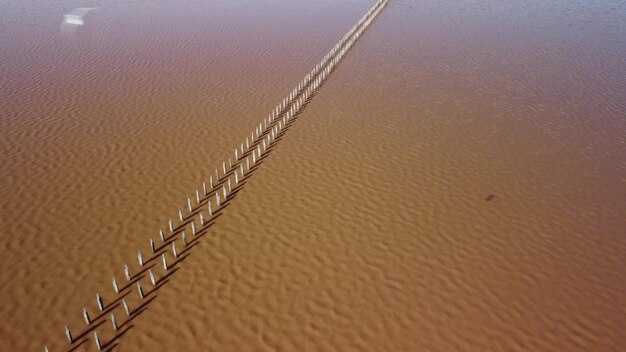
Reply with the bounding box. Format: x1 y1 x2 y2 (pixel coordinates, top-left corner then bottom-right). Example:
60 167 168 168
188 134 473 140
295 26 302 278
1 0 625 351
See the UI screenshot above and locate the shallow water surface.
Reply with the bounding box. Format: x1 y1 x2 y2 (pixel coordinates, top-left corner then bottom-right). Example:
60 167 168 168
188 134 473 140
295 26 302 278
1 0 625 351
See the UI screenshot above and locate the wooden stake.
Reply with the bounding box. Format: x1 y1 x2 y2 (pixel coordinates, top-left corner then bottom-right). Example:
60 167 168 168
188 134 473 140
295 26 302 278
172 242 178 258
137 282 144 299
124 264 131 281
122 299 130 316
111 312 118 332
82 307 91 325
162 253 168 271
200 212 205 225
137 250 143 267
149 268 156 286
94 332 102 351
112 277 119 294
65 325 72 344
96 293 104 311
150 238 156 253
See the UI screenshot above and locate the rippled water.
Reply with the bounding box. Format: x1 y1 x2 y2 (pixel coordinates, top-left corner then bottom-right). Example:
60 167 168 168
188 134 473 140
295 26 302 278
1 0 625 351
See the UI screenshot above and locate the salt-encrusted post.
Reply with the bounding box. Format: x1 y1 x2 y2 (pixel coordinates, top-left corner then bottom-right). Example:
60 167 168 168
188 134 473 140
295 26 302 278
111 312 118 332
149 268 157 286
150 238 156 253
162 253 168 271
64 325 73 344
94 332 102 351
122 299 131 316
96 293 104 311
112 277 119 294
137 250 144 267
82 307 91 325
124 265 131 281
137 282 144 299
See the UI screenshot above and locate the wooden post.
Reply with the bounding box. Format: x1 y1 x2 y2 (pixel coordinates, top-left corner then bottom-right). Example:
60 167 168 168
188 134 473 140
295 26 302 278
112 277 119 294
65 325 72 344
96 293 104 311
149 268 157 286
124 264 131 281
122 299 131 316
162 253 168 271
137 282 144 299
94 332 102 351
82 307 91 325
111 312 118 332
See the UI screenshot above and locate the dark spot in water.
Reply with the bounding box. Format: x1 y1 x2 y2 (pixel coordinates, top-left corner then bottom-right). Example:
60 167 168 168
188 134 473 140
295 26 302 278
485 194 496 201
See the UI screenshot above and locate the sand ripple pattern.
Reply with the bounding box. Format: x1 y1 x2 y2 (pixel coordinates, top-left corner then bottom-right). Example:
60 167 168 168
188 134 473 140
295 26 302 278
42 1 390 351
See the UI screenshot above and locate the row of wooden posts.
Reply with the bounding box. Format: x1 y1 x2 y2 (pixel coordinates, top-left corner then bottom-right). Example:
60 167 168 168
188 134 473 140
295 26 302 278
44 1 388 350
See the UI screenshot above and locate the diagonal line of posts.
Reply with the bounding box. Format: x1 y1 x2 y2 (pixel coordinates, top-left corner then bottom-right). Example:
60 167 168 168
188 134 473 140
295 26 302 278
44 1 389 351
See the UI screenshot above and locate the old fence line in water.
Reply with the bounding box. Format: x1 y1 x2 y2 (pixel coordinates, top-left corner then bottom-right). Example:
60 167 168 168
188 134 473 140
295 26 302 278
44 0 389 350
